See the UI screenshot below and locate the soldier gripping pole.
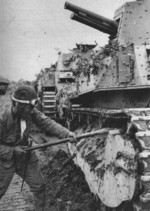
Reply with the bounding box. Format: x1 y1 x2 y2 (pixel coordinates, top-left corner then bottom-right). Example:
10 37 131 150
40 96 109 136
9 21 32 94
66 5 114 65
25 129 109 152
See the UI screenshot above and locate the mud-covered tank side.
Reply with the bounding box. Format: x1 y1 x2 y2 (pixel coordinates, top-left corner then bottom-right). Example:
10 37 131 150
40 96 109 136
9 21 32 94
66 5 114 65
64 1 150 211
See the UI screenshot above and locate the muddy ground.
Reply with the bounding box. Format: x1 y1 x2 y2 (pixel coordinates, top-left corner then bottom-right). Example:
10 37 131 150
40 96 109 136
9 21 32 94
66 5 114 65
0 92 101 211
40 148 101 211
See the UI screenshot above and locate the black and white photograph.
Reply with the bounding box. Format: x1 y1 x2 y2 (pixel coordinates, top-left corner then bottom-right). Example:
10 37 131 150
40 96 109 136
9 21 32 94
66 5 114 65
0 0 149 210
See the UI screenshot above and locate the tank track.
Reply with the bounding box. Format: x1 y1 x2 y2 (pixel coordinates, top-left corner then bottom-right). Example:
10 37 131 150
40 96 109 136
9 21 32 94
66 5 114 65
70 107 150 211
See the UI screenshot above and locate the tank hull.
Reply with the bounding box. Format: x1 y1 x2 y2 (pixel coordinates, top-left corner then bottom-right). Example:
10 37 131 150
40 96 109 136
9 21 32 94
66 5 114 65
61 0 150 210
71 88 150 109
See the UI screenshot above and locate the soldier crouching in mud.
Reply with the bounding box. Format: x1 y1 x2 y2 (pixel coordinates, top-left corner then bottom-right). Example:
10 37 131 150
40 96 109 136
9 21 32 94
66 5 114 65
0 85 76 211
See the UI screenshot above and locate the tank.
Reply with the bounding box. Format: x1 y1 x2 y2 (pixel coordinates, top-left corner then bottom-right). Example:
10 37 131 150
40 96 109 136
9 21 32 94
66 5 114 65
63 1 150 210
55 51 77 126
36 68 57 118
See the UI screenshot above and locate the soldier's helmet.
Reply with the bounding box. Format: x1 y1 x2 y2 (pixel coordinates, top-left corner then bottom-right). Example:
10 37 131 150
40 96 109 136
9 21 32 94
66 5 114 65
12 85 38 106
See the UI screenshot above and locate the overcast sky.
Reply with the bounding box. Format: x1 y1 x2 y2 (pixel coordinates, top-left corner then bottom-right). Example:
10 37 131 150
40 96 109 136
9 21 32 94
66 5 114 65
0 0 135 81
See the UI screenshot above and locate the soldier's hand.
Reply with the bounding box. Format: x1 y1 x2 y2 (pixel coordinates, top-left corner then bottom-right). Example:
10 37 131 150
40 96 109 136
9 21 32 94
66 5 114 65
14 146 27 156
68 132 76 143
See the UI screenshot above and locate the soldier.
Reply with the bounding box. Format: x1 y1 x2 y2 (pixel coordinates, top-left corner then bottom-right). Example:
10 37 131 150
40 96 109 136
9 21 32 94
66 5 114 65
0 85 75 211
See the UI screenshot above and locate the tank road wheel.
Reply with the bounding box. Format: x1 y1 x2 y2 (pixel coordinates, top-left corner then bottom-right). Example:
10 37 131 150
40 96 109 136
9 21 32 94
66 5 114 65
68 128 138 211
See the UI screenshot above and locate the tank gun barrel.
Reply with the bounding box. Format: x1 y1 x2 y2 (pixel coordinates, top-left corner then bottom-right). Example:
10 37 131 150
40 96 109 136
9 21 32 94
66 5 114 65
65 1 118 35
71 13 116 36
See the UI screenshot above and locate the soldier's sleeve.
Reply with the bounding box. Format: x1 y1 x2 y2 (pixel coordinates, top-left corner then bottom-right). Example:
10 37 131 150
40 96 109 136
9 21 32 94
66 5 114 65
0 111 15 160
32 108 70 139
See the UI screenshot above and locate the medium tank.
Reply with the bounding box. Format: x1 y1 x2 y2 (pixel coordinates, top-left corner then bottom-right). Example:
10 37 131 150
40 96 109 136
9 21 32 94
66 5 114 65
64 0 150 210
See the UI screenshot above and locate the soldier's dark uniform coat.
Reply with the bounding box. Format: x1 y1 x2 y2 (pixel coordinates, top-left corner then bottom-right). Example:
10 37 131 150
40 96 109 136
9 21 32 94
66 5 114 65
0 106 70 210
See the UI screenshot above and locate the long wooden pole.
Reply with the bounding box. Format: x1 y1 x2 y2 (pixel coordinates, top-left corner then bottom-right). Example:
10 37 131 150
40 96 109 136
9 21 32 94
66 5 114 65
25 128 109 152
